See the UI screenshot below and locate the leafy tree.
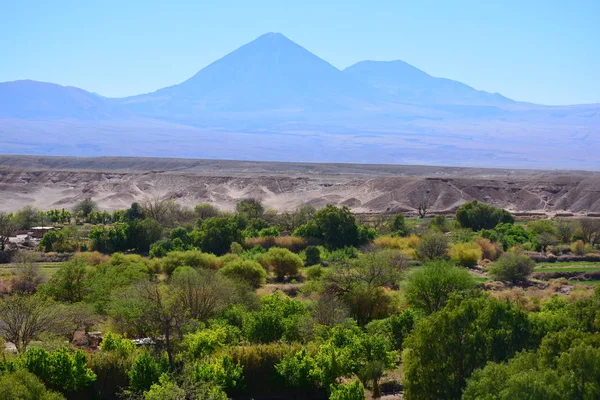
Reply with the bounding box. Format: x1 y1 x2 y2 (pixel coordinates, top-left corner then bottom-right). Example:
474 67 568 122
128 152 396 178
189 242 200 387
528 219 557 235
0 211 14 251
0 370 65 400
143 374 185 400
72 198 98 220
402 295 532 400
236 198 265 220
43 258 88 303
259 247 303 281
489 252 535 285
11 252 44 294
456 200 514 231
195 203 220 220
125 202 145 221
127 217 163 253
13 205 39 230
388 213 409 236
244 293 308 343
89 223 129 253
192 355 244 393
404 260 475 314
415 232 448 260
430 215 450 232
555 218 576 243
192 217 243 256
578 217 600 244
313 205 360 249
481 223 534 250
219 260 267 288
22 347 96 393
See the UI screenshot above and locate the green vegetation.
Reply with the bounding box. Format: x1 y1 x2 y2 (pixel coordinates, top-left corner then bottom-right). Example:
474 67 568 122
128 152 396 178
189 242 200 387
1 199 600 399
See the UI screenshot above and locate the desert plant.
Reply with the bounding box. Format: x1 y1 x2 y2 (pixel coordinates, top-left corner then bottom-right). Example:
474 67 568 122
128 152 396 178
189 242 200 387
415 233 449 260
449 242 482 267
259 247 303 280
488 252 535 285
219 260 267 288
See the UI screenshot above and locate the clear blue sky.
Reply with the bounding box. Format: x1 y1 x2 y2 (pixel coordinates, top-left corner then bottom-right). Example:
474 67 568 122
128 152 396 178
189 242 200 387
1 0 598 105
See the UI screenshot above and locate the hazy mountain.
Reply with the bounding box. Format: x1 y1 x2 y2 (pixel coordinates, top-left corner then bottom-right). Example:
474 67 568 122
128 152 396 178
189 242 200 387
343 60 514 106
0 32 598 169
120 32 382 117
0 80 129 120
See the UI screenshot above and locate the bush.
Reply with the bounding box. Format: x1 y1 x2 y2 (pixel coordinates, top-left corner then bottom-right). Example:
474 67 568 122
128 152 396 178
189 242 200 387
305 265 324 280
571 240 586 256
258 227 280 237
415 233 449 260
128 351 164 394
389 213 409 236
404 260 475 314
304 246 321 265
488 252 535 285
244 236 308 253
475 236 500 261
373 235 420 250
429 215 450 233
0 370 65 400
456 200 514 231
329 378 365 400
22 347 96 393
219 260 267 288
259 247 303 280
159 250 223 274
449 242 482 267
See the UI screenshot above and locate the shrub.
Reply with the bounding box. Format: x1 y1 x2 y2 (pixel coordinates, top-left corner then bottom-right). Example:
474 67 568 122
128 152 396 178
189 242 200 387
22 347 96 393
259 248 303 280
128 351 164 394
488 252 535 285
230 242 244 255
404 260 475 314
430 215 451 232
475 236 500 261
258 227 280 237
0 370 65 400
449 242 482 267
415 233 449 260
219 260 267 288
305 265 324 281
245 236 308 253
192 355 244 393
373 235 420 250
389 213 409 236
329 378 365 400
159 250 223 274
304 245 321 265
571 240 586 256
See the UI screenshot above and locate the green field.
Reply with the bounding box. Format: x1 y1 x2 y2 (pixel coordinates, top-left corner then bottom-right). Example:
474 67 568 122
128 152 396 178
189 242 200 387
534 266 600 273
0 262 64 278
536 261 600 267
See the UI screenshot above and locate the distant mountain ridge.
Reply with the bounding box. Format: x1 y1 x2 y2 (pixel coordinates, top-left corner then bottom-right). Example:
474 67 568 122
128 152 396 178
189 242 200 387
0 32 599 169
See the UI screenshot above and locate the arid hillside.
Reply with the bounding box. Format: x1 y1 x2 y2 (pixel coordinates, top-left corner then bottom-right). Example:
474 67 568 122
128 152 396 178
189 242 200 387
1 155 600 215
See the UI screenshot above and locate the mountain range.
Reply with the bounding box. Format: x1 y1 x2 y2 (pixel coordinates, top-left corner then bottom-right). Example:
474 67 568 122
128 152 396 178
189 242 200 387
1 33 598 169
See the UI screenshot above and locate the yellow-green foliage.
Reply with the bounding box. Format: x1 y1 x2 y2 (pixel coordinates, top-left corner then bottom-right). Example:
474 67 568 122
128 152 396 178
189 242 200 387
244 236 307 253
449 242 482 267
571 240 585 256
373 234 420 250
159 250 224 274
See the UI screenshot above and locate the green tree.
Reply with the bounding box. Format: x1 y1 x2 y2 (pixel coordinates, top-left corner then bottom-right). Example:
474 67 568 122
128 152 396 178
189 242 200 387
129 351 164 394
23 347 96 393
456 200 514 231
313 205 360 249
13 205 39 230
72 198 98 220
0 211 14 251
388 213 409 236
127 217 163 253
195 203 220 220
192 217 243 256
402 295 532 400
259 247 303 281
404 260 475 314
236 198 265 220
43 258 88 303
489 252 535 285
305 245 321 265
89 223 129 253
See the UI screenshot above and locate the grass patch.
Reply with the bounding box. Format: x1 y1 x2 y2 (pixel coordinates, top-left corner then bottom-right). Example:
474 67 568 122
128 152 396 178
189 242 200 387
0 262 64 278
535 261 600 267
534 266 600 273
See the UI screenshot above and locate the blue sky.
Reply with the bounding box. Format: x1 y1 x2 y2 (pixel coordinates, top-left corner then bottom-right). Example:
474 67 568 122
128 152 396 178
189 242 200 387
1 0 598 105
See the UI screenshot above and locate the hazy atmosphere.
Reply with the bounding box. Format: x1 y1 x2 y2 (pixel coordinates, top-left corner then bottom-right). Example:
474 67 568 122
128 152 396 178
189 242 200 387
1 2 600 400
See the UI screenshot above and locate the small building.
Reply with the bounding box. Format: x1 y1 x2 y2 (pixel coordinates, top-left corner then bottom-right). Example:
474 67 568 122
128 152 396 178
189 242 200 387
28 226 56 239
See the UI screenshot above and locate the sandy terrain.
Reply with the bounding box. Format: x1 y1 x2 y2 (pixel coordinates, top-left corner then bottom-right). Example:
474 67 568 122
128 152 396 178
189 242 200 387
1 155 600 215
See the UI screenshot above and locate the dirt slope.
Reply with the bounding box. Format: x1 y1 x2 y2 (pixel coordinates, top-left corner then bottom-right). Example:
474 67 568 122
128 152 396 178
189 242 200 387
1 155 599 214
